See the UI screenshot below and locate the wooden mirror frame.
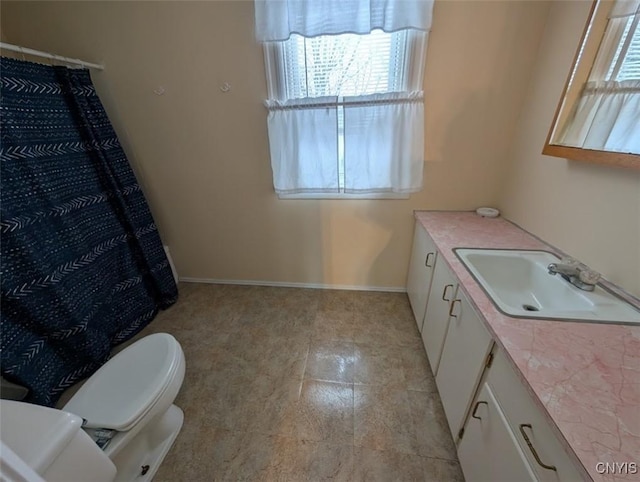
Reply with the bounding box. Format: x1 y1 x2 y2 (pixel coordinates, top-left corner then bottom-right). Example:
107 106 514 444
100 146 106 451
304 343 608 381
543 0 640 170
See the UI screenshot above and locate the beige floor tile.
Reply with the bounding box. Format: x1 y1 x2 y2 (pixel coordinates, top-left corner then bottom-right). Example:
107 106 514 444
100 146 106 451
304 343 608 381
195 429 283 480
285 379 354 444
409 390 458 460
353 343 406 387
401 346 439 392
305 340 356 383
352 292 414 318
299 440 354 481
354 385 419 455
318 289 362 312
153 420 222 481
353 312 423 349
312 310 355 342
423 457 465 482
352 314 396 346
352 446 425 481
221 330 310 379
263 438 355 481
232 375 303 435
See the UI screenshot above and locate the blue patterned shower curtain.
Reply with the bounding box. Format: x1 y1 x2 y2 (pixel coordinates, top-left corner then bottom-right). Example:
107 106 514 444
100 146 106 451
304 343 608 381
1 57 178 406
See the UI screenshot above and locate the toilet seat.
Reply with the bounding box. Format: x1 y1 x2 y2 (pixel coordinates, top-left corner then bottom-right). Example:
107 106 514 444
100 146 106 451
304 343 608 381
63 333 184 432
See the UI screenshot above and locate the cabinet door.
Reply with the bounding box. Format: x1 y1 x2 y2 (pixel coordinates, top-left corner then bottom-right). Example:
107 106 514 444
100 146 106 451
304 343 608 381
487 349 583 481
458 383 537 482
421 260 457 374
436 291 493 437
406 223 438 332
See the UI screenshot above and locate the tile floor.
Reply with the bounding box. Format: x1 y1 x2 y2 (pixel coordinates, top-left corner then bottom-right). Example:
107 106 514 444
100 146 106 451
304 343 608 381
131 283 465 481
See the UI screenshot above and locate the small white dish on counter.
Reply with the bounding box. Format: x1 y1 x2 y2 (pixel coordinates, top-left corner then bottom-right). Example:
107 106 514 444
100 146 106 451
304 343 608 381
476 207 500 218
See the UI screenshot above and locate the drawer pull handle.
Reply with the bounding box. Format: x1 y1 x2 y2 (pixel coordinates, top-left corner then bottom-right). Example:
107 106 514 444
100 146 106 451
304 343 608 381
449 299 461 318
471 401 487 420
425 252 435 268
442 284 453 302
519 424 557 472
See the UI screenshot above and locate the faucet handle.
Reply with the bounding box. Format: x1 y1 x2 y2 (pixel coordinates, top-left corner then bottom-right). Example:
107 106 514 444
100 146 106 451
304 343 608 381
578 268 600 286
561 256 580 266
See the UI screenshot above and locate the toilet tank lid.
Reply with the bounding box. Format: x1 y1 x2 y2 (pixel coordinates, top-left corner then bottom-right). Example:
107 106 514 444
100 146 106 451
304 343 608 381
62 333 183 432
0 400 84 475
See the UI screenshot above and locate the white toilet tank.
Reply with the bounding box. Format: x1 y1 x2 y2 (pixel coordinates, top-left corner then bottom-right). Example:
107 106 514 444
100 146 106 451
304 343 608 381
0 400 117 482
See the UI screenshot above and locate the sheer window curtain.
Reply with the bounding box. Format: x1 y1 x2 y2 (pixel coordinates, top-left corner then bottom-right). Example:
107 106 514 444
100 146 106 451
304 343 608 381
256 0 433 196
267 97 340 193
559 0 640 153
560 80 640 153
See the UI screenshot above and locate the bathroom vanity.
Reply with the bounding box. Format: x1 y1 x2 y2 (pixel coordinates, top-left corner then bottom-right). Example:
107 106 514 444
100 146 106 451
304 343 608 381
407 211 640 482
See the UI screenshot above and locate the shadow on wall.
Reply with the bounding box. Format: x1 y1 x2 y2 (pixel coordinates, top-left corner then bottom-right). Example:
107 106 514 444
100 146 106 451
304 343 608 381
423 0 547 211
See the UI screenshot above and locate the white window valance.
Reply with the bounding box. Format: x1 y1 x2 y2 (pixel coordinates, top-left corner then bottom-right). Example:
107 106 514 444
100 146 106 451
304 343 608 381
255 0 433 42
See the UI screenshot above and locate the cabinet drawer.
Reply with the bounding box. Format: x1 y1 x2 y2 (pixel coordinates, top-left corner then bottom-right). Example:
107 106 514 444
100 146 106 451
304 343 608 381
487 349 584 481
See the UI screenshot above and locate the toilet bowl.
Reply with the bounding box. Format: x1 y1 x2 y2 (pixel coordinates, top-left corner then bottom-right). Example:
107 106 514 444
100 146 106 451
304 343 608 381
1 333 186 482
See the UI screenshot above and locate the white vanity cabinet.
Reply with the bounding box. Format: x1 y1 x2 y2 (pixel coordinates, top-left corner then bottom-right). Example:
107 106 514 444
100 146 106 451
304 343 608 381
459 347 583 482
406 223 438 332
408 215 593 481
435 289 493 438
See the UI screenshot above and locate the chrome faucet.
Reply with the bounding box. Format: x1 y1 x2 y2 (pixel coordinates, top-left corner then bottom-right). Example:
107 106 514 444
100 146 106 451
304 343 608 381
547 258 600 291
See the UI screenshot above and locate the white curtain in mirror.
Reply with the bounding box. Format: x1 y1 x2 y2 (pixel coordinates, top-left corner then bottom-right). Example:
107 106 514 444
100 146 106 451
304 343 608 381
559 0 640 154
560 81 640 153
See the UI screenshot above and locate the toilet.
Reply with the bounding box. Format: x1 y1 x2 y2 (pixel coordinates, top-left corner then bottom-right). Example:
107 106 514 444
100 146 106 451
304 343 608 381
0 333 186 482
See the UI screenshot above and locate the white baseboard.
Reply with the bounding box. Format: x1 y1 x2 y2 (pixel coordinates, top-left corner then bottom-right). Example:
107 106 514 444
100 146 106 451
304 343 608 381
178 277 407 293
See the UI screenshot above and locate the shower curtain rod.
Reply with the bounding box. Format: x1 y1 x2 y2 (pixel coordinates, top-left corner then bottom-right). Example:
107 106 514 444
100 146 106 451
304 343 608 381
0 42 104 70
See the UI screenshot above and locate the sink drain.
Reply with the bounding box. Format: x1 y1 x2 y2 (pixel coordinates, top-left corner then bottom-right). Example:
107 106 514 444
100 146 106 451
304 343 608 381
522 304 539 312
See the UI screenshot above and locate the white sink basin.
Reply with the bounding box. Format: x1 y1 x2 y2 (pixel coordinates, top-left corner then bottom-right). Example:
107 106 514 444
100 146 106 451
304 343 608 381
455 249 640 325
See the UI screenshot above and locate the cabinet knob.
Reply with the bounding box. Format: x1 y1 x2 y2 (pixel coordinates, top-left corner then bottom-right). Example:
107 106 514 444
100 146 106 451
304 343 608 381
519 424 557 472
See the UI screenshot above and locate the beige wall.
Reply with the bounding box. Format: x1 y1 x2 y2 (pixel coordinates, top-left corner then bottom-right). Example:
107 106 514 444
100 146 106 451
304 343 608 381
1 1 550 288
500 0 640 297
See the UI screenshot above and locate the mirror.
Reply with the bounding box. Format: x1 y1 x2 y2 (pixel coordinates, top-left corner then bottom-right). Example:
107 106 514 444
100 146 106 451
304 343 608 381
543 0 640 170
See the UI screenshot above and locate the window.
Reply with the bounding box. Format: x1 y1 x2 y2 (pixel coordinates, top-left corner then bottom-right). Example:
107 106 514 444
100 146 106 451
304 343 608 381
255 0 433 198
279 30 409 99
265 30 423 198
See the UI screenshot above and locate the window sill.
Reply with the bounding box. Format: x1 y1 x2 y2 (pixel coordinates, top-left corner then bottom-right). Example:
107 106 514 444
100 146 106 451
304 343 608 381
277 192 411 200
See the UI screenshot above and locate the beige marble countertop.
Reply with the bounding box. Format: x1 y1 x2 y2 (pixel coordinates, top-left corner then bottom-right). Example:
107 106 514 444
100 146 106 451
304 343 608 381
414 211 640 482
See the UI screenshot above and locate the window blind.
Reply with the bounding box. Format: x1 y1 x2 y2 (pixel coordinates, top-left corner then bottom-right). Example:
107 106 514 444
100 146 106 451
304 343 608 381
607 18 639 81
281 30 408 99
